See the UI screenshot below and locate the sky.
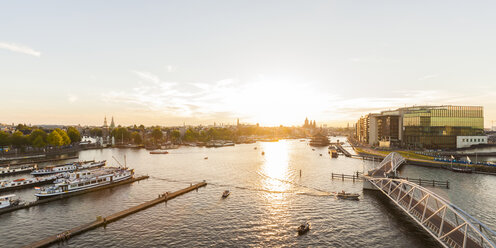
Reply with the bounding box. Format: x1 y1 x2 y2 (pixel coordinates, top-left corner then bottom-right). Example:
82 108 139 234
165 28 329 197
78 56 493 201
1 1 496 127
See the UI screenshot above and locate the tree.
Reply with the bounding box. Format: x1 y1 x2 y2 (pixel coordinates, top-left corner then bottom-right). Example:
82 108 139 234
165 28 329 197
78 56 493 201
0 131 10 147
11 131 27 148
151 128 163 144
90 128 103 137
170 130 181 144
183 128 198 142
67 127 81 143
29 129 47 146
54 129 71 145
111 127 130 144
32 135 46 148
131 131 142 144
47 131 63 147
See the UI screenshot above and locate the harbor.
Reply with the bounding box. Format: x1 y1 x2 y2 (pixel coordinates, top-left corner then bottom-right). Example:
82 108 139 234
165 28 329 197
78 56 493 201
0 139 495 247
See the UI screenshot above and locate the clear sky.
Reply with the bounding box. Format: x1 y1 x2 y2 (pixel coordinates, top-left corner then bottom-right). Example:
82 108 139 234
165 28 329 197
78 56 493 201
1 1 495 127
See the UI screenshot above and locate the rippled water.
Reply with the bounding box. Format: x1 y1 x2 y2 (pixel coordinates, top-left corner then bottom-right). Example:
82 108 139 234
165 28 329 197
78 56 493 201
1 137 495 247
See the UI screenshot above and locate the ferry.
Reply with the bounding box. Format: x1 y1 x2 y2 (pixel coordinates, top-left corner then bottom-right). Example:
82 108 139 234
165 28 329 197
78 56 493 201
31 160 106 176
0 194 21 209
0 165 36 176
35 167 134 198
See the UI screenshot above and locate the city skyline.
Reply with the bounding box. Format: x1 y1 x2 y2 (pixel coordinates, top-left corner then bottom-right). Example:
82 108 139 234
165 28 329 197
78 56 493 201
2 1 496 127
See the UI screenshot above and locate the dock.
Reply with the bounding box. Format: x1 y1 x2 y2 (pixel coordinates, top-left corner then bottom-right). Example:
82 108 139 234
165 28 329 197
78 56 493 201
335 144 352 157
331 172 450 188
0 175 149 216
23 181 207 248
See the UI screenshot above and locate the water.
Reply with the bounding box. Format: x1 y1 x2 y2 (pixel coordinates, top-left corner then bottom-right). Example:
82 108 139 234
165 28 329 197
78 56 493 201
1 138 495 247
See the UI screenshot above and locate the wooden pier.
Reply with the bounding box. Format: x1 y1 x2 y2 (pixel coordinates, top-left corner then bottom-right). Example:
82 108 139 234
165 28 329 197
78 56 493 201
331 173 450 189
23 181 207 248
0 175 149 216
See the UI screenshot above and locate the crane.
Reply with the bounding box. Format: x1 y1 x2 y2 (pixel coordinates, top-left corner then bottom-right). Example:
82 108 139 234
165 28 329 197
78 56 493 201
112 155 127 169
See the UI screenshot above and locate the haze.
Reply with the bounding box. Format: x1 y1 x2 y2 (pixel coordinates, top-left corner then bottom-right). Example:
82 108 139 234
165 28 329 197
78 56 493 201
1 1 495 127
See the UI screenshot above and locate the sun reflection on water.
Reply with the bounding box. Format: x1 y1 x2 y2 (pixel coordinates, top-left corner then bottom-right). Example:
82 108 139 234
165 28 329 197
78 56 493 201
260 140 292 200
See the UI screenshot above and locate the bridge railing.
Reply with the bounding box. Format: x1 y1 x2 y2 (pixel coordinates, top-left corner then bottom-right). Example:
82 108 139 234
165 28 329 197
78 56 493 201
369 152 406 177
365 177 496 248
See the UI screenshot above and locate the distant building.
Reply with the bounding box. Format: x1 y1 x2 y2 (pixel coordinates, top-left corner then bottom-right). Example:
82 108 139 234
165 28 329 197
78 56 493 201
110 116 115 129
355 105 486 149
303 117 317 129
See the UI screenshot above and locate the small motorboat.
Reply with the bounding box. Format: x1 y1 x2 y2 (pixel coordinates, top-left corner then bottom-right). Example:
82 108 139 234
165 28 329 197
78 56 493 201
297 222 310 235
335 191 360 200
222 190 230 198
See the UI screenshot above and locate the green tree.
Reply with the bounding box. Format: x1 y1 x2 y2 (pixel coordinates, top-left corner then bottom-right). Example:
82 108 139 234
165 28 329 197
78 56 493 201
11 131 28 148
54 129 71 145
111 127 130 143
29 129 47 146
131 131 142 144
0 131 11 147
170 130 181 144
90 128 103 137
67 127 81 143
32 135 46 148
47 130 63 147
183 128 198 142
151 128 163 144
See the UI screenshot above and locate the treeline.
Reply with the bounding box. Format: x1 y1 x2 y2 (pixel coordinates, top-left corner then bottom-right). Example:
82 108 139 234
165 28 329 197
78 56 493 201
0 127 81 148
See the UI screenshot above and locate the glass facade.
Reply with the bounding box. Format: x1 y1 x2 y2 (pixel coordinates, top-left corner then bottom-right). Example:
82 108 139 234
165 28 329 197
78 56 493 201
403 106 484 149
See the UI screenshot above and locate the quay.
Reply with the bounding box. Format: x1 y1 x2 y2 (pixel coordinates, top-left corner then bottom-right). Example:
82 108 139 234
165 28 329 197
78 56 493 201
23 181 207 248
0 175 149 216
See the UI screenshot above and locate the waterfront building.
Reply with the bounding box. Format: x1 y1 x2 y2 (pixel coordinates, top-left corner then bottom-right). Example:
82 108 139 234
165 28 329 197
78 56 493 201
355 105 487 149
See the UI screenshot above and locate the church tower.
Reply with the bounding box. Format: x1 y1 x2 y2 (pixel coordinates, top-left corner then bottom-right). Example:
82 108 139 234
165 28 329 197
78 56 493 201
110 116 115 129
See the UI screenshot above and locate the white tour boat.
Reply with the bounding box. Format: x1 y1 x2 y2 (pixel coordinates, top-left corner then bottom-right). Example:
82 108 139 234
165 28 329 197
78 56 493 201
0 194 21 209
35 167 134 198
31 160 106 176
0 165 37 176
0 173 67 192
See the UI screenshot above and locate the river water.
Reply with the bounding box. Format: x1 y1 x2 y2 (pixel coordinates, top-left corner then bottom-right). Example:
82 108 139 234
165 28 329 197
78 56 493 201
1 137 495 247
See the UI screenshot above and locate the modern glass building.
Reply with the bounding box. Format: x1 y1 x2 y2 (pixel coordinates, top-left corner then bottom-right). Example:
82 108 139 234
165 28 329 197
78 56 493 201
402 106 484 149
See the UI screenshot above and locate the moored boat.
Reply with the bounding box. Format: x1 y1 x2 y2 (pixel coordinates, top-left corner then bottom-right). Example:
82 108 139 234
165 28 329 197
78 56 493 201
150 151 169 154
35 167 134 198
31 160 106 176
0 165 36 176
0 194 21 209
451 166 473 173
0 173 65 192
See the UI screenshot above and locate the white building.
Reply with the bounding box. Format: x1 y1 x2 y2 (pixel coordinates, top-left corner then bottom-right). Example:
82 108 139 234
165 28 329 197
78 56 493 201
456 136 488 148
